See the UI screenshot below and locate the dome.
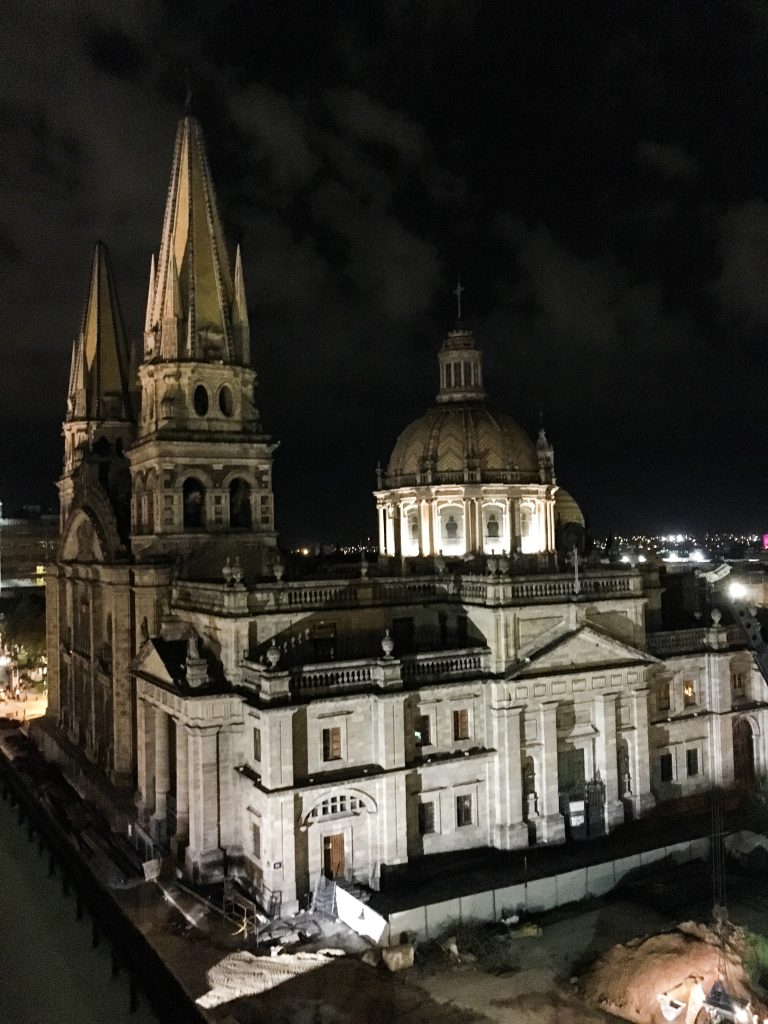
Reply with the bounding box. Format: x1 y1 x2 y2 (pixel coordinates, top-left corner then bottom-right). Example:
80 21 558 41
385 402 539 487
555 488 585 528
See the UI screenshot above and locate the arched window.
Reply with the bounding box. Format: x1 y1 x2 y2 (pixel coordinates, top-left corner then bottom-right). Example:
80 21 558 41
183 478 206 528
229 478 252 529
733 718 755 782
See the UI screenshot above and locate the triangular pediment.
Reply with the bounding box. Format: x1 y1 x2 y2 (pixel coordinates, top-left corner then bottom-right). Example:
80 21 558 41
131 642 176 686
508 624 657 678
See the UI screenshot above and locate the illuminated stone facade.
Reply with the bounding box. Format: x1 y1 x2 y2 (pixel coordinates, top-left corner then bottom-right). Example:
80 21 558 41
37 115 768 918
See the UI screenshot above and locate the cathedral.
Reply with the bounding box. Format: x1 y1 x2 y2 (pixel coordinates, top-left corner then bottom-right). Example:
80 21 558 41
36 115 768 916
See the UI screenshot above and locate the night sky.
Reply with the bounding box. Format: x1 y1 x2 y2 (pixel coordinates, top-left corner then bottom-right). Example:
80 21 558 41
3 1 768 543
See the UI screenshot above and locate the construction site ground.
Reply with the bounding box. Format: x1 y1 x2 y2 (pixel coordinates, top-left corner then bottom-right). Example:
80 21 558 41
111 856 768 1023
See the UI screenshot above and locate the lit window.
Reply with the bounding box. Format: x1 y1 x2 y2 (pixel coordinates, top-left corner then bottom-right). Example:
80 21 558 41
683 679 696 707
456 794 473 827
660 752 673 782
322 727 342 762
453 708 470 742
419 802 435 835
415 714 431 747
686 749 699 777
253 726 261 762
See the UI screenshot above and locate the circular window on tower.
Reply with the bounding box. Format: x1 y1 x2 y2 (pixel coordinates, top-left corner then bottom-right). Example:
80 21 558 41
193 385 209 416
218 384 234 417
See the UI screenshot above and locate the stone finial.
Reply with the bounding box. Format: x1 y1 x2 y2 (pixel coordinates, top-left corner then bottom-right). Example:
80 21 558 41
186 632 199 661
381 629 395 659
265 639 280 669
711 607 722 625
222 556 233 585
360 554 369 579
274 559 285 583
232 555 243 584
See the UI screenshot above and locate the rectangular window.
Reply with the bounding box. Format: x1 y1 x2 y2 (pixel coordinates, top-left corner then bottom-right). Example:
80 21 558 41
322 727 342 762
253 726 261 762
686 748 699 777
415 714 431 747
418 802 435 836
453 708 470 741
456 794 473 827
660 752 673 782
733 673 746 695
683 679 696 707
252 822 261 860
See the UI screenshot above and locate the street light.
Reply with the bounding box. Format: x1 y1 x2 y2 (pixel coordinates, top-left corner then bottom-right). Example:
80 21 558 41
729 581 748 601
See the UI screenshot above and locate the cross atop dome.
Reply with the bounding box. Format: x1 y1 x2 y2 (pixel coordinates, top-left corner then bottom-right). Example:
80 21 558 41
453 276 464 321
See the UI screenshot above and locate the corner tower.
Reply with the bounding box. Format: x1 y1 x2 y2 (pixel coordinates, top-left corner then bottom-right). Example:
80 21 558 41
60 240 135 536
129 116 277 577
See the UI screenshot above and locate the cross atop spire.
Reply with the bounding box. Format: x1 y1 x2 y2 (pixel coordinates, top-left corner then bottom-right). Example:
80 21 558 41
453 276 464 321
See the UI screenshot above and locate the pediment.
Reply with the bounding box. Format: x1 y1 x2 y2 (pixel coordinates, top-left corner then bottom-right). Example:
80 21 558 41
131 642 176 686
508 624 657 678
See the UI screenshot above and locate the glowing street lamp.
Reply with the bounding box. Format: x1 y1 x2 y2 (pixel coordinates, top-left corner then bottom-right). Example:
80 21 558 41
729 581 748 601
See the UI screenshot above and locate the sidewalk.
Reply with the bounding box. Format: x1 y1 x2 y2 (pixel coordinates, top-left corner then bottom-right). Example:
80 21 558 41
0 689 47 723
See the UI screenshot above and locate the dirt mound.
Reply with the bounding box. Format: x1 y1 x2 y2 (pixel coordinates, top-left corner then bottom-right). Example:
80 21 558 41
579 921 764 1024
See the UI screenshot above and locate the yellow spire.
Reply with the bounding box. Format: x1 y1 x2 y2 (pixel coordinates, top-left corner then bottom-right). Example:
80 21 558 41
232 243 250 366
67 242 133 423
147 116 238 364
144 252 156 335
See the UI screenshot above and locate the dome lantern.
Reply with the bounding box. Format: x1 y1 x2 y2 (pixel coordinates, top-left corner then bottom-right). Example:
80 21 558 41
436 327 486 404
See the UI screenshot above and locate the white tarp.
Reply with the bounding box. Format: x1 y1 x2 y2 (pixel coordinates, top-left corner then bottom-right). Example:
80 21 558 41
335 886 390 946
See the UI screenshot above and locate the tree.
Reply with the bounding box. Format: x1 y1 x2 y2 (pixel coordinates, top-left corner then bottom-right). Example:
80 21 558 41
3 594 46 664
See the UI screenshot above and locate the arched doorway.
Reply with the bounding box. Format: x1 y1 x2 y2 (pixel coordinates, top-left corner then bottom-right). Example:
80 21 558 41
733 718 755 783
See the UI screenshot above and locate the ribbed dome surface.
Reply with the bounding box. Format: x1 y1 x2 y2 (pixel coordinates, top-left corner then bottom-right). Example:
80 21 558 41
385 402 539 486
555 488 585 527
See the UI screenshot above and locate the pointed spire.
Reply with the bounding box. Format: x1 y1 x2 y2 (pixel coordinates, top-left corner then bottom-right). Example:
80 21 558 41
160 254 183 359
67 242 133 423
148 116 238 364
144 253 155 335
232 244 251 365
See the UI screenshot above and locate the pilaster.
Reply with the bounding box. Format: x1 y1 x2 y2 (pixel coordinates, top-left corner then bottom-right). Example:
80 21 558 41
185 725 226 881
539 700 565 841
630 686 655 817
594 692 623 829
491 702 528 848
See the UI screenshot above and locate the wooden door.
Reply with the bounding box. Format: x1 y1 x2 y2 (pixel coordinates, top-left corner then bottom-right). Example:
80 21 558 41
323 833 345 879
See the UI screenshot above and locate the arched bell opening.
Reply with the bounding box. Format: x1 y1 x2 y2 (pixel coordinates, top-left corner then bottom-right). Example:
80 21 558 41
229 478 253 529
183 478 206 529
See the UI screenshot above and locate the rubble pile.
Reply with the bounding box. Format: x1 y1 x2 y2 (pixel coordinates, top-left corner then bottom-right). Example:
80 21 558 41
579 921 766 1024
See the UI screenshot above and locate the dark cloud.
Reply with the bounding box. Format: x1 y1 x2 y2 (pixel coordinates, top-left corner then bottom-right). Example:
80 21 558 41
4 1 768 537
635 140 699 181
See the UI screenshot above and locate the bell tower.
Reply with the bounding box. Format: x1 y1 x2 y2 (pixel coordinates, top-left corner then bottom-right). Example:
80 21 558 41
60 240 135 536
128 116 278 578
